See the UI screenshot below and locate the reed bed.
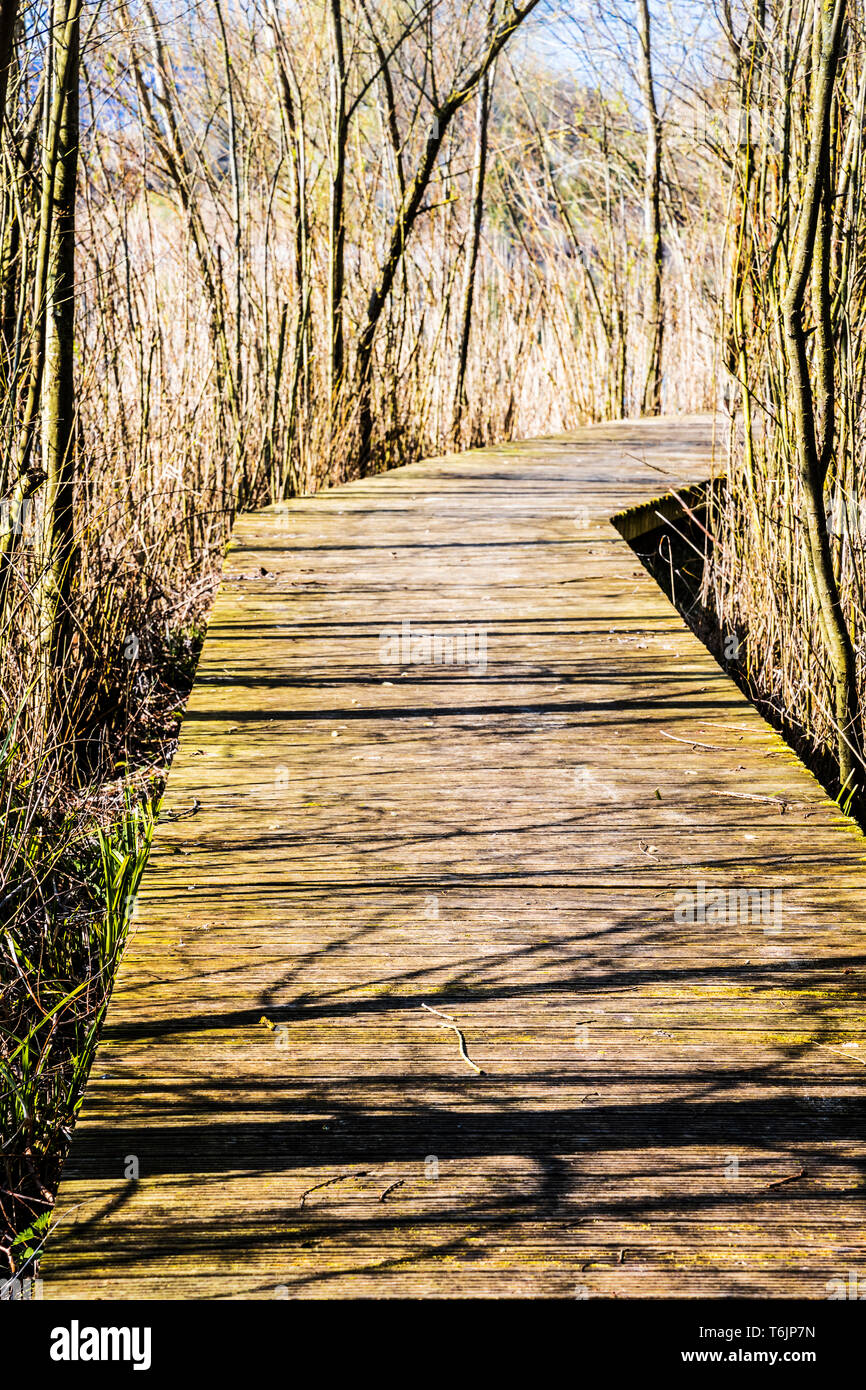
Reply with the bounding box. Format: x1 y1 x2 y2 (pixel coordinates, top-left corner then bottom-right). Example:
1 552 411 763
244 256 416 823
707 0 866 811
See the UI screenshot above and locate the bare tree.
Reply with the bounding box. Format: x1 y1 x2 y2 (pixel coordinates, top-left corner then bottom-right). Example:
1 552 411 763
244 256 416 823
782 0 862 793
355 0 543 469
636 0 663 415
327 0 348 417
35 0 83 696
453 3 495 444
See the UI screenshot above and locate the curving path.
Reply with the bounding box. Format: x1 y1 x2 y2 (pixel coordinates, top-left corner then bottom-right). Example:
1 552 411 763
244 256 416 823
44 418 866 1299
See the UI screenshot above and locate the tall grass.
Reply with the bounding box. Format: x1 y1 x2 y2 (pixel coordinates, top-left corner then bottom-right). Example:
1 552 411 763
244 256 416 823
0 736 156 1275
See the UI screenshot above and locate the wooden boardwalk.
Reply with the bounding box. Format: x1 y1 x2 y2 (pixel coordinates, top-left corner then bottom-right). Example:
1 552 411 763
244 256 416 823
44 418 866 1299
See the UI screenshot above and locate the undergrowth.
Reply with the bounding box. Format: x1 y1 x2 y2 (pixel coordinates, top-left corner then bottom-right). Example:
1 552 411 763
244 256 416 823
0 620 206 1286
0 775 156 1285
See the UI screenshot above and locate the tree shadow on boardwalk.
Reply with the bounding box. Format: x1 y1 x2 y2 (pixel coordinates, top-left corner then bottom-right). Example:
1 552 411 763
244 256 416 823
53 895 866 1294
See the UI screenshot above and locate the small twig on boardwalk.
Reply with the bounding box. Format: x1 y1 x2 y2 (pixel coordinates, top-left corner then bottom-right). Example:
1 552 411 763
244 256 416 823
421 1003 485 1075
299 1171 369 1208
765 1168 807 1191
623 451 684 483
379 1179 405 1203
703 789 794 811
659 730 723 750
165 798 201 821
820 1045 866 1066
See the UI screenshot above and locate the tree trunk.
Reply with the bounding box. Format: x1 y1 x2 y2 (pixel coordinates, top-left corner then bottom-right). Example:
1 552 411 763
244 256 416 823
271 19 311 493
327 0 347 420
0 0 20 443
0 0 16 119
35 0 81 707
782 0 862 797
726 1 766 538
452 55 492 446
636 0 663 416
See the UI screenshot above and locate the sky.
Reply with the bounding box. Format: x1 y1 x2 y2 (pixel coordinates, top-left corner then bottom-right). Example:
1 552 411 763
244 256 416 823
521 0 724 110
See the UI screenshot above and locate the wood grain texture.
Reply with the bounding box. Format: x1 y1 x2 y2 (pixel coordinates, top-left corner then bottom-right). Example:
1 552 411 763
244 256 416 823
43 418 866 1299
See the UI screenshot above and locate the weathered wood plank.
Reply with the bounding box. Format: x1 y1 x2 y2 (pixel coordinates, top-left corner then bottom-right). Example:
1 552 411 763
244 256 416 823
43 418 866 1299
